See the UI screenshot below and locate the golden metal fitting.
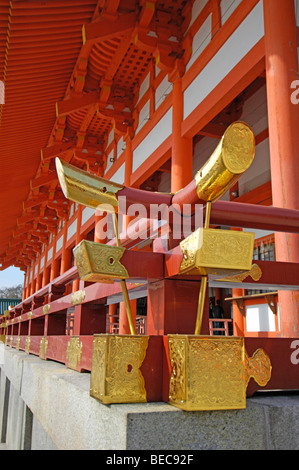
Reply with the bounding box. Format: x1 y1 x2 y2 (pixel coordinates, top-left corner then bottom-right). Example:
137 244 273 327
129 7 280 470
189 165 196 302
55 157 123 213
90 334 149 404
73 240 128 283
168 335 272 411
194 121 255 202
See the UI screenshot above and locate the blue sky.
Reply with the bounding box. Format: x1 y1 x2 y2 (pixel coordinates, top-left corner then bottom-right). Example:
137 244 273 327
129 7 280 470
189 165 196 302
0 266 24 289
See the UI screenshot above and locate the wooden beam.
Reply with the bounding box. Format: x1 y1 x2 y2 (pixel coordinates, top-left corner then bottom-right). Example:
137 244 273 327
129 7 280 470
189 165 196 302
23 194 49 210
82 11 137 44
139 0 156 27
56 91 99 117
41 141 75 161
198 122 227 138
30 172 57 190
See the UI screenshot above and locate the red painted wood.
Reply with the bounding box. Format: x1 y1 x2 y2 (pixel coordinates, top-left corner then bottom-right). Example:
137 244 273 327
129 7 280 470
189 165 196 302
245 337 299 396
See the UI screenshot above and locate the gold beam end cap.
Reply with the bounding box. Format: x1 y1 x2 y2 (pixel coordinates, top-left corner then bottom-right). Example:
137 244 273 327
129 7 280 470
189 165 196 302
222 121 255 175
73 240 129 283
55 157 123 212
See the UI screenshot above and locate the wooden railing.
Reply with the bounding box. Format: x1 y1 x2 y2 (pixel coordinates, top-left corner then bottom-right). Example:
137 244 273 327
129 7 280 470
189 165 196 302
209 319 233 336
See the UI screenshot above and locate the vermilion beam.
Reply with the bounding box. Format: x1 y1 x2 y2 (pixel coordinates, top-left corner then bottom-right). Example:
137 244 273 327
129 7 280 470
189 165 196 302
82 12 137 44
210 200 299 234
56 91 99 117
41 141 75 161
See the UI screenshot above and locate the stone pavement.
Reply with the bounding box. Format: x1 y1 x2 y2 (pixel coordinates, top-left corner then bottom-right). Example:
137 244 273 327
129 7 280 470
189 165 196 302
0 347 298 450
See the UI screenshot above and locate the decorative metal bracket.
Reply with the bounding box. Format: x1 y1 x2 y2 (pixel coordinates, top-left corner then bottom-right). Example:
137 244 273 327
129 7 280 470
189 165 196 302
73 240 129 283
168 335 272 411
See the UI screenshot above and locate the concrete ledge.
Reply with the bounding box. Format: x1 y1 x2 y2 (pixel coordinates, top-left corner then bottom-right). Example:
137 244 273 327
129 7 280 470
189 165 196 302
0 346 298 450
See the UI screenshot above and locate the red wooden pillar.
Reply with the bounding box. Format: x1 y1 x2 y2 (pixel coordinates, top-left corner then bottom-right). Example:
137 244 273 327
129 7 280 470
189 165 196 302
25 267 31 298
94 211 107 244
50 236 60 282
72 205 84 293
232 288 245 336
171 76 193 193
264 0 299 337
60 223 71 274
42 247 50 288
22 272 27 301
31 261 37 294
35 256 42 292
108 303 118 333
147 279 209 336
73 304 107 335
119 131 137 334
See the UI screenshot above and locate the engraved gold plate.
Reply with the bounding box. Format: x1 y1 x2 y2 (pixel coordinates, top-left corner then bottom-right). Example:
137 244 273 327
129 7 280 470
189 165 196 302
179 228 254 277
90 334 149 404
39 337 48 360
43 304 50 315
70 289 85 306
66 336 82 370
217 263 263 283
168 336 271 411
25 336 31 354
73 240 129 283
194 121 255 203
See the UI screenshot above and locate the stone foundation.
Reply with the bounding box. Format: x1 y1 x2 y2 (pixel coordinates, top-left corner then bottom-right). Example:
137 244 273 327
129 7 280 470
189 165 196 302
0 345 298 450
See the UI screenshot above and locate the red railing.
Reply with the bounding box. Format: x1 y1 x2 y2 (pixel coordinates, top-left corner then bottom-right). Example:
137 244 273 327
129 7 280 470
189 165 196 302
1 203 299 374
209 319 233 336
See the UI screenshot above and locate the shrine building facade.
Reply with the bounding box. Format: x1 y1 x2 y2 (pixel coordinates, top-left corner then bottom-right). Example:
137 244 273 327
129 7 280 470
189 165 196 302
0 0 298 383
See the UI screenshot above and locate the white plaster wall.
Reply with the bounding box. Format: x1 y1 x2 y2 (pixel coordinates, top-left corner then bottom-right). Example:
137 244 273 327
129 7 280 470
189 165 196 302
136 100 150 134
246 303 279 333
81 206 94 226
220 0 243 24
117 136 125 158
186 14 212 71
40 256 44 270
107 128 114 147
137 72 150 103
111 163 125 184
47 247 53 262
184 1 264 120
67 219 77 241
56 235 63 252
155 75 172 109
238 85 270 196
105 149 115 174
188 0 210 31
133 108 173 173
